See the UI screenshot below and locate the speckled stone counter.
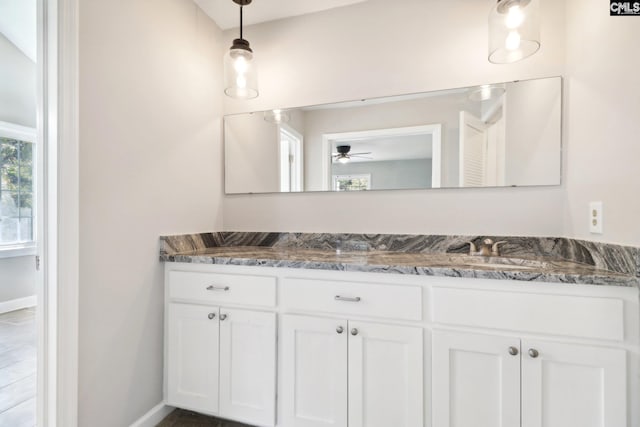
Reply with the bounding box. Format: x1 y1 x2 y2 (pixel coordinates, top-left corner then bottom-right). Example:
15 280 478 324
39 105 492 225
159 232 640 288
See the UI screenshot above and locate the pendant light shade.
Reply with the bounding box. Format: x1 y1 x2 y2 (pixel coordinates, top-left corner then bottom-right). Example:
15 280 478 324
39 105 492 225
264 109 290 124
489 0 540 64
224 0 258 99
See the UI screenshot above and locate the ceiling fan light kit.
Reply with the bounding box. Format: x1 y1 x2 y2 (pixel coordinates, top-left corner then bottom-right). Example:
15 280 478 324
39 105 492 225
332 145 373 163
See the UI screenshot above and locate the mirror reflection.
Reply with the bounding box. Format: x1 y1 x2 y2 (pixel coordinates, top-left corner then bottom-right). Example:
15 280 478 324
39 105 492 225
224 76 561 194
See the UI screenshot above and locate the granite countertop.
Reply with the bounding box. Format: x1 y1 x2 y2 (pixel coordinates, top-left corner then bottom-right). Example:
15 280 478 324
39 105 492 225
160 239 640 288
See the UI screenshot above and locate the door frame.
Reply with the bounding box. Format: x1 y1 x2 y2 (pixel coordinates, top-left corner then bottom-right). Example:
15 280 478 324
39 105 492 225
36 0 79 425
321 124 442 191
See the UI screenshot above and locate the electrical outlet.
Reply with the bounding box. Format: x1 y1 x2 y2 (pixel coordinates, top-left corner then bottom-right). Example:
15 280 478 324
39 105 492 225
589 201 603 234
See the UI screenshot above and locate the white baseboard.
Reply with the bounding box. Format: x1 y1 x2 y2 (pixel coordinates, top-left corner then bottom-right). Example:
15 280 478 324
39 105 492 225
129 402 174 427
0 295 37 314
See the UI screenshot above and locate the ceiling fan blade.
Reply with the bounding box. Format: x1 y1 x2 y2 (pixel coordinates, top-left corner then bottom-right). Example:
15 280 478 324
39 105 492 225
349 152 372 156
351 155 373 159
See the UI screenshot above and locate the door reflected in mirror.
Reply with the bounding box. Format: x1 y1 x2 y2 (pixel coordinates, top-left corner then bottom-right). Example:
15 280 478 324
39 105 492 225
224 76 561 194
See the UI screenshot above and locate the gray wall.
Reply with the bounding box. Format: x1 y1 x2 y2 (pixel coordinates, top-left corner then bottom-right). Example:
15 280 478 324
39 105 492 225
332 159 432 190
0 256 35 304
505 78 561 186
0 31 37 306
78 1 223 425
562 0 640 244
225 113 280 194
0 33 36 128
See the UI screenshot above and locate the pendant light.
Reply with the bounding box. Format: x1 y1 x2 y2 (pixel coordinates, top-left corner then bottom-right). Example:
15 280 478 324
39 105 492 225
488 0 540 64
224 0 258 99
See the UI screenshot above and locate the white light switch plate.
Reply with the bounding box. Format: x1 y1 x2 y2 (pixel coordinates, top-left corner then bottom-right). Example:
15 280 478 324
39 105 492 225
589 201 603 234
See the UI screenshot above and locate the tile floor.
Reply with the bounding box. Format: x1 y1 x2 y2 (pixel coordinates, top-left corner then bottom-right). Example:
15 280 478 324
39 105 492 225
0 308 37 427
157 409 254 427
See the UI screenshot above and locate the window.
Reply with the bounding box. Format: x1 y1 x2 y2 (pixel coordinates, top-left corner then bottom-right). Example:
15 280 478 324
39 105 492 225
333 174 371 191
279 125 303 192
0 121 36 253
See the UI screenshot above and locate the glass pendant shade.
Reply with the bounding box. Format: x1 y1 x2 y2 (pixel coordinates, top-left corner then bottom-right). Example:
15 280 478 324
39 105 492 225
468 84 506 102
264 109 290 124
489 0 540 64
224 42 258 99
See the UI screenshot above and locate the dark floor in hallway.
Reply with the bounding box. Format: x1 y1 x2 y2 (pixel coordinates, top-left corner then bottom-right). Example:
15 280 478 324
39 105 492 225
0 308 36 427
157 409 255 427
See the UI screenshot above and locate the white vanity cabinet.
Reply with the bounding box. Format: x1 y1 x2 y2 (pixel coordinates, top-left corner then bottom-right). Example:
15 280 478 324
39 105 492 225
431 283 634 427
432 331 627 427
280 276 424 427
281 314 423 427
165 269 277 427
164 263 639 427
167 303 221 413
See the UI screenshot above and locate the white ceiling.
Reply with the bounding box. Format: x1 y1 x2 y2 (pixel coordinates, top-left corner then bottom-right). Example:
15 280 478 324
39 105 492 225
0 0 37 62
194 0 368 30
332 134 433 163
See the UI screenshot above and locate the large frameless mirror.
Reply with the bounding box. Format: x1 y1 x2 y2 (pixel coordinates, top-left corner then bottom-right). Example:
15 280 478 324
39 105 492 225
224 76 561 194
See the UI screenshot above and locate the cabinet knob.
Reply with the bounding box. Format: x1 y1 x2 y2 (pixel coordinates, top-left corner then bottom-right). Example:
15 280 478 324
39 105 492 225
508 346 519 356
336 326 344 334
207 313 216 320
528 348 539 358
351 328 359 336
220 314 228 321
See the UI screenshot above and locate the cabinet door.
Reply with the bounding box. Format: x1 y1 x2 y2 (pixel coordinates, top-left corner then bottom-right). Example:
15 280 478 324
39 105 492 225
281 314 348 427
522 340 627 427
219 308 277 427
167 303 220 412
348 321 423 427
432 330 520 427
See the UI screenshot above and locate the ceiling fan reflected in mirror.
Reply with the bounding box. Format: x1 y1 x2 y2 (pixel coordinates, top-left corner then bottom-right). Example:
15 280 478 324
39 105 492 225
332 145 373 163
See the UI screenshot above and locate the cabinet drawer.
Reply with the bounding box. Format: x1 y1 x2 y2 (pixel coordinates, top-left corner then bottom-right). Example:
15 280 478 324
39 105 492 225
168 271 277 307
431 287 625 341
282 277 422 321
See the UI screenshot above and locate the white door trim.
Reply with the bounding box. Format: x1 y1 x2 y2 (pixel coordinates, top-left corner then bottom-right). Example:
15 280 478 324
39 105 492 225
37 0 79 426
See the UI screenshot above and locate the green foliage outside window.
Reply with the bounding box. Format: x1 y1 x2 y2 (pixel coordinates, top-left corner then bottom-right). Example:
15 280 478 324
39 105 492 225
1 138 33 208
1 137 34 243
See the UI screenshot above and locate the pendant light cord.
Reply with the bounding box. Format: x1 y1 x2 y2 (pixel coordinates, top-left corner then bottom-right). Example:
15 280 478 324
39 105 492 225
240 5 244 40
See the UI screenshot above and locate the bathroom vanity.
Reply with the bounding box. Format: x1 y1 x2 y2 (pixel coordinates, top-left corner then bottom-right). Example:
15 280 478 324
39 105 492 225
161 233 640 427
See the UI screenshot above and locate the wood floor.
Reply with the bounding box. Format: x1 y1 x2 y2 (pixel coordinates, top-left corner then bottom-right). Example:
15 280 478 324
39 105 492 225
157 409 255 427
0 308 36 427
0 309 253 427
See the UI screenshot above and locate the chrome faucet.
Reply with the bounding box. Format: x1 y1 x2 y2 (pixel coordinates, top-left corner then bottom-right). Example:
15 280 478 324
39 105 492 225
466 238 506 257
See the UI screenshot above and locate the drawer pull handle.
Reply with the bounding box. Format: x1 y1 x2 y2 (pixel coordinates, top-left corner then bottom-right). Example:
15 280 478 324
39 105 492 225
336 326 344 334
351 328 359 336
335 295 361 302
508 346 519 356
528 348 539 358
208 313 216 320
207 285 230 292
220 314 228 321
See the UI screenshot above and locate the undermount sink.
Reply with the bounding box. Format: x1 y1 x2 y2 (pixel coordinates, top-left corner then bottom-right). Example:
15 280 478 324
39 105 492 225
448 255 549 270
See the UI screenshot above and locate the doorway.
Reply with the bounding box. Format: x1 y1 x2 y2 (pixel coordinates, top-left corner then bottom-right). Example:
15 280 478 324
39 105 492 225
1 0 78 425
321 124 443 191
0 2 39 423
